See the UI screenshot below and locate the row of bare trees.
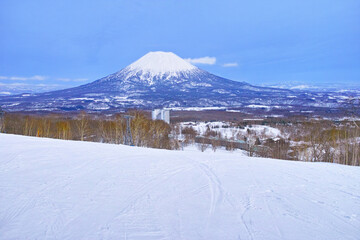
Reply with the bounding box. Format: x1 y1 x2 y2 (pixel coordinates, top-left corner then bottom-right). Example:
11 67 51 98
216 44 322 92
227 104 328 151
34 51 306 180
177 119 360 166
2 111 173 150
1 110 359 165
239 120 360 166
287 120 360 166
0 113 4 133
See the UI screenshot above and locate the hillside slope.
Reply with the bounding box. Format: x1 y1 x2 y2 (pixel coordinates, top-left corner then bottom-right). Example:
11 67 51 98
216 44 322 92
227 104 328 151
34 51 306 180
0 134 359 239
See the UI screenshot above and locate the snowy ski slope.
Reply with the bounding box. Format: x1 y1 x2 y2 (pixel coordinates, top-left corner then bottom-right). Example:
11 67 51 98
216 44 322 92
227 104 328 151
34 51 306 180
0 133 359 239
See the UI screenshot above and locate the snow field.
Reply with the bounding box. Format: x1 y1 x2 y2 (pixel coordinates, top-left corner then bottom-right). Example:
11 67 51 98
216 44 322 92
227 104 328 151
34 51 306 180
181 121 283 140
0 133 359 240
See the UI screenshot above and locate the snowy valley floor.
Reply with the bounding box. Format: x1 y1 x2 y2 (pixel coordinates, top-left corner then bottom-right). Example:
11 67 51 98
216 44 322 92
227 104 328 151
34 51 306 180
0 134 359 240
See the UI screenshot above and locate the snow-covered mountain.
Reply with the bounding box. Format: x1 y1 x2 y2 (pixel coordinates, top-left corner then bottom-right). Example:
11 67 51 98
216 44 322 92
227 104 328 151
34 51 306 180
0 83 65 96
0 51 350 112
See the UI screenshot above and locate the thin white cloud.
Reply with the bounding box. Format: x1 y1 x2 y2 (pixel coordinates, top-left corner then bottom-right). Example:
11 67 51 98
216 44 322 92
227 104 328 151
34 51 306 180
30 75 47 81
9 77 28 81
185 56 216 65
0 83 61 87
0 75 88 83
73 78 88 82
0 75 47 81
56 78 72 82
222 62 238 67
56 77 88 82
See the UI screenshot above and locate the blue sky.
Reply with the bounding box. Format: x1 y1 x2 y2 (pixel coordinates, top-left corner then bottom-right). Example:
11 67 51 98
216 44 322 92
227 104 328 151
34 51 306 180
0 0 359 91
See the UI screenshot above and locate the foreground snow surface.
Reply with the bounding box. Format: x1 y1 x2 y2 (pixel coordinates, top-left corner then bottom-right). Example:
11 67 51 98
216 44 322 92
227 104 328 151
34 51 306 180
0 134 359 240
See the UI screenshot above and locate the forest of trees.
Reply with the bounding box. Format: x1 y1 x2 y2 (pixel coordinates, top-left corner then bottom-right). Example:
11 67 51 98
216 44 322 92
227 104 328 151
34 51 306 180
0 110 359 166
284 120 360 166
179 118 360 166
1 111 174 150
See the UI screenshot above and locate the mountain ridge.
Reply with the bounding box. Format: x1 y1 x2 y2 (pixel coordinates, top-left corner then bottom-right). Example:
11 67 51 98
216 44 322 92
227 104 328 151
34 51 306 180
0 51 346 112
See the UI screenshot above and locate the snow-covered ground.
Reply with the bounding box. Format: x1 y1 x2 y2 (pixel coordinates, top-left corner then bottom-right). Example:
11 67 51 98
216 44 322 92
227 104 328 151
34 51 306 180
181 121 283 139
0 133 359 240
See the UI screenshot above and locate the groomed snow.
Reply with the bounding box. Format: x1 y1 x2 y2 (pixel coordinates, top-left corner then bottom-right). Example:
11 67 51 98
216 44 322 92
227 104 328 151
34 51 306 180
0 134 359 240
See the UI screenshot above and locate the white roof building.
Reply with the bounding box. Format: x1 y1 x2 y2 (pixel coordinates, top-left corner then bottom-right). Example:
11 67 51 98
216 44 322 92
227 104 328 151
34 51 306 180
152 109 170 124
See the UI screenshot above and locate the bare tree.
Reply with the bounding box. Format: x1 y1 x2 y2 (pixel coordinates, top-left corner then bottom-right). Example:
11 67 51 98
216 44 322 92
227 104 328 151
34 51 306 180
197 137 208 152
0 108 5 133
23 116 35 136
76 111 89 141
211 136 221 152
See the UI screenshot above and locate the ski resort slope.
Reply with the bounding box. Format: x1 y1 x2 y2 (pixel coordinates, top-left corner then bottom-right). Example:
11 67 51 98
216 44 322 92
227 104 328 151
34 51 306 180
0 134 359 240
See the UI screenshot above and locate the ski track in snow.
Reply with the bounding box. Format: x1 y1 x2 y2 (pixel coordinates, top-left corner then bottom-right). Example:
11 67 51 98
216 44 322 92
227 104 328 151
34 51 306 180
0 133 360 240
